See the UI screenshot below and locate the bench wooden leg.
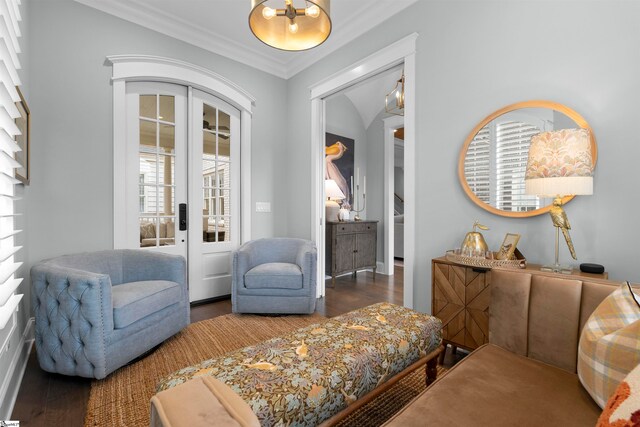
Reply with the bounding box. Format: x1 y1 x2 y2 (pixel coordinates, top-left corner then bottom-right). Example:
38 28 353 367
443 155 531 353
439 343 447 365
426 356 438 386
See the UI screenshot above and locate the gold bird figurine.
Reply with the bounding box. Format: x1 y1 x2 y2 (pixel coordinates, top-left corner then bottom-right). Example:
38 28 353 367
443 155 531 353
549 197 577 260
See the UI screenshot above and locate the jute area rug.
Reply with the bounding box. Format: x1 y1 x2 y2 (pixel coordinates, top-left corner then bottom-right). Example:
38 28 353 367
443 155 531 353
85 313 446 427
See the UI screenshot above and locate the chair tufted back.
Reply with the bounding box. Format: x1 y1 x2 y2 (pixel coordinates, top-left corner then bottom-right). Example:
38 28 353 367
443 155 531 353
31 264 112 378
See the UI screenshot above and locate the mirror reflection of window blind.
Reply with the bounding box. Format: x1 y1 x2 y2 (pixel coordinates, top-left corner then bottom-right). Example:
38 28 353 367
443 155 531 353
495 121 540 212
464 127 490 204
0 0 24 330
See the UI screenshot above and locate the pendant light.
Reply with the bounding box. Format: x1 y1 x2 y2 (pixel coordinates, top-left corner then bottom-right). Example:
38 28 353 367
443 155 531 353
385 72 405 116
249 0 331 51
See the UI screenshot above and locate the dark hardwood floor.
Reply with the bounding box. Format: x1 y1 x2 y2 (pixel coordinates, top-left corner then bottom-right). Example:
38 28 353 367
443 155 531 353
11 266 459 426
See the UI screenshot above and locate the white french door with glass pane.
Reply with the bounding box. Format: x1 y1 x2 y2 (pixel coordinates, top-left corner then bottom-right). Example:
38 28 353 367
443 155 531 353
125 82 240 302
189 89 240 301
126 82 187 257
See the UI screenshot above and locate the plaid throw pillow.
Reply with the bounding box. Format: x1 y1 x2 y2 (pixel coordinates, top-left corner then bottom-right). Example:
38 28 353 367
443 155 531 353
597 362 640 426
578 282 640 408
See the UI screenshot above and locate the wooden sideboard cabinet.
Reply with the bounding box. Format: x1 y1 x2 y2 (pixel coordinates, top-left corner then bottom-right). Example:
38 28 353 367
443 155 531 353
326 221 378 287
431 256 609 361
432 258 491 359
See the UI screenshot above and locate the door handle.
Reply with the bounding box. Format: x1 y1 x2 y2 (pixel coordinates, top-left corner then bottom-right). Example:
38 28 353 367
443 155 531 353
179 203 187 231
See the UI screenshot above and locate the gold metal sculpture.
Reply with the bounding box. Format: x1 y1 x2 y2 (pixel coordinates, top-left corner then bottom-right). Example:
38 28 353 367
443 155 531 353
461 221 489 256
549 197 577 260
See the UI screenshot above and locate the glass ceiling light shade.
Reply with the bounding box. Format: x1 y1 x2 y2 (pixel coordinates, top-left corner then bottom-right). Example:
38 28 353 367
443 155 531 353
385 73 405 116
249 0 331 51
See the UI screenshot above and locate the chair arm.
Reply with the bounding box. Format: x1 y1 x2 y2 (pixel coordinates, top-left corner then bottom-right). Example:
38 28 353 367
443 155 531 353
30 263 113 378
296 244 317 294
232 246 253 289
122 250 186 287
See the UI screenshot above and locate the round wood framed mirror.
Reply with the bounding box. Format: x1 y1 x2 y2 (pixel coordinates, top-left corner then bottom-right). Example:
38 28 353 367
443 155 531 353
458 100 597 217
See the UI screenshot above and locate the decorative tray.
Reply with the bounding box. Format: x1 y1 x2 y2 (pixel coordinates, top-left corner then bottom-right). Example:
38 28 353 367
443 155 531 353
445 250 527 270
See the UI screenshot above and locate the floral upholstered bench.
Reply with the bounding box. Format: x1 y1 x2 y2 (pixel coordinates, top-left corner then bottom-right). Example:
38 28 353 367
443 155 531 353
152 303 443 426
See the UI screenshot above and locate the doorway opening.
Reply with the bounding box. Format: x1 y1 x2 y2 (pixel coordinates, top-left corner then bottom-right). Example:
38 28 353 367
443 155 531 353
309 34 418 308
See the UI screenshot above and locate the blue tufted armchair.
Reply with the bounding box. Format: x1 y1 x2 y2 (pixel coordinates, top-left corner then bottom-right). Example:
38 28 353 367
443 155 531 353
232 238 317 314
31 250 189 379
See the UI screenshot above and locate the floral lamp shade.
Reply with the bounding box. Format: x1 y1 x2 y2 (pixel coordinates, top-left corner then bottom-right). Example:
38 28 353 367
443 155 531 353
525 128 594 197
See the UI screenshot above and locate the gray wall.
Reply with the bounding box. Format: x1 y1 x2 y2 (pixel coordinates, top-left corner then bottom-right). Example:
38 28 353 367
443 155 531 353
27 0 288 274
286 1 640 313
364 109 388 263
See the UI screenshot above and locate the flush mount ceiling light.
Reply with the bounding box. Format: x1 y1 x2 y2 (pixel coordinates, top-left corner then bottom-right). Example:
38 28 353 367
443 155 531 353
249 0 331 51
385 72 405 116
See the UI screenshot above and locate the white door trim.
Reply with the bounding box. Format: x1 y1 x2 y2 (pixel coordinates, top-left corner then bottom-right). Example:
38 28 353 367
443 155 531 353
383 115 404 276
108 55 255 249
309 33 417 308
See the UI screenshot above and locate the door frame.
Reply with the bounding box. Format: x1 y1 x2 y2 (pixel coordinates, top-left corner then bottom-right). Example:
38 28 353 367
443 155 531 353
309 33 418 308
382 115 404 275
108 55 255 249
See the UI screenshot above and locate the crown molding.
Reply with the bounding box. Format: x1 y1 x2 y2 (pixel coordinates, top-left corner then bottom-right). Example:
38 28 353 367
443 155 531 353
75 0 289 78
284 0 418 78
75 0 419 80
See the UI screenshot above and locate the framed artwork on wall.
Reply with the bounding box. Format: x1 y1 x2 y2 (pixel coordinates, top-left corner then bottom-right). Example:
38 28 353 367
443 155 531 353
325 132 354 210
14 87 29 185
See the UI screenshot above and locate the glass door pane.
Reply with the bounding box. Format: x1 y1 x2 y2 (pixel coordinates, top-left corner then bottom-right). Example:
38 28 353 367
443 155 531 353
202 104 232 243
138 93 177 247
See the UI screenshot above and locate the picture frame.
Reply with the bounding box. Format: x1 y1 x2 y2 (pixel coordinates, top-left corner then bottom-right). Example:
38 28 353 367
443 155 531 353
14 87 30 185
325 132 354 210
496 233 521 260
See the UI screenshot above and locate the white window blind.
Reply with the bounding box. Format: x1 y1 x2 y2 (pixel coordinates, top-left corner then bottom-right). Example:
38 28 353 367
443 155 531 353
0 0 23 330
464 126 491 204
495 121 540 212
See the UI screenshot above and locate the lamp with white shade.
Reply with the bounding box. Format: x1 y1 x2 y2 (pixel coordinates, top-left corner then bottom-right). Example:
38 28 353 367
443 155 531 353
525 128 594 273
325 179 345 222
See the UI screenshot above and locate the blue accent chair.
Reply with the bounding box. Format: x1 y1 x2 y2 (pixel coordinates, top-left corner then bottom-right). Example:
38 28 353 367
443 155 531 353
31 250 189 379
232 238 317 314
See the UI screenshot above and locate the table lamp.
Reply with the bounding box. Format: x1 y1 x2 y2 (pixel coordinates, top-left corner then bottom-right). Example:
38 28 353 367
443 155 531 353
525 128 594 273
325 179 345 222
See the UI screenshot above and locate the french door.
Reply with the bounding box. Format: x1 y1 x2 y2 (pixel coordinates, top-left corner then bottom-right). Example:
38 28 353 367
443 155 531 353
189 89 240 301
125 82 240 302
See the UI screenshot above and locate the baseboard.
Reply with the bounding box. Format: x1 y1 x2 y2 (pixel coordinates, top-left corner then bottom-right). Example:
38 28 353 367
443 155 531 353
0 317 34 419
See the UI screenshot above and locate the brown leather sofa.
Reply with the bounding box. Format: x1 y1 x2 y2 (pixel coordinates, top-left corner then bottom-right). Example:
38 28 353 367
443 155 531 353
384 267 618 426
